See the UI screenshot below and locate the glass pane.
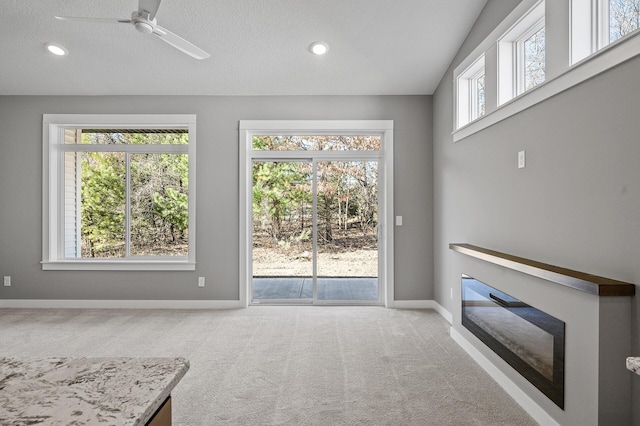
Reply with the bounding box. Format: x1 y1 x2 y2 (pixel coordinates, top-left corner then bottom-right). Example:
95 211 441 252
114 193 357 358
252 161 313 300
476 74 485 118
252 135 381 151
66 131 188 144
610 0 640 43
76 152 126 258
317 161 378 301
524 26 546 91
130 154 189 256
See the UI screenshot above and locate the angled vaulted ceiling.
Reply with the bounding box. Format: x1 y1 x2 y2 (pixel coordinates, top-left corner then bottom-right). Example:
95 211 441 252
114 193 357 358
0 0 487 95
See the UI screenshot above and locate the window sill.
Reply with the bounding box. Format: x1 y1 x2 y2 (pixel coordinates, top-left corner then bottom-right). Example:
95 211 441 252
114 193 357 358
41 261 196 271
453 28 640 143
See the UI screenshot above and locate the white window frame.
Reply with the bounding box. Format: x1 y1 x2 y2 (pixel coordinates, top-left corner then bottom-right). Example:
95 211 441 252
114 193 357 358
571 0 640 63
516 19 546 94
42 114 197 271
498 0 546 105
238 120 394 308
455 55 486 129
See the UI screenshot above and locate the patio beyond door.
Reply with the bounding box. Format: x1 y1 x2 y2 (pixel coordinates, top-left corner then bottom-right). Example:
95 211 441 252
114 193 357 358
251 156 380 304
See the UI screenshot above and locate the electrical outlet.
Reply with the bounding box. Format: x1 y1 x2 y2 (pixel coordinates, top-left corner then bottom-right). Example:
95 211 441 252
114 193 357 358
198 277 205 287
450 287 453 300
3 276 11 287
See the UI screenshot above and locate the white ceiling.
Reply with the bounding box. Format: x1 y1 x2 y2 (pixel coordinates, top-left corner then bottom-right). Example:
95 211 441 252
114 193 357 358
0 0 487 96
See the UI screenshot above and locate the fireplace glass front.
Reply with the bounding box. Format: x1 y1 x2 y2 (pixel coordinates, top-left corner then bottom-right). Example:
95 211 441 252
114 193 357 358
461 275 565 408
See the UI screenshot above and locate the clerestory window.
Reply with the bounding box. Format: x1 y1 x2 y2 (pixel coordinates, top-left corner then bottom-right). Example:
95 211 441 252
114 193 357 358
42 114 196 270
497 0 546 105
572 0 640 63
455 55 486 129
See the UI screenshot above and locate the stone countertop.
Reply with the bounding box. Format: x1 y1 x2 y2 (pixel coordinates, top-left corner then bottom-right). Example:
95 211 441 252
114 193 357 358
0 357 189 426
626 357 640 375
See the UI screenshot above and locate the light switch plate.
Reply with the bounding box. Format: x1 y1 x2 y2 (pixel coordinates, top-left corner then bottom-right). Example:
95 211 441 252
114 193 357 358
518 150 526 169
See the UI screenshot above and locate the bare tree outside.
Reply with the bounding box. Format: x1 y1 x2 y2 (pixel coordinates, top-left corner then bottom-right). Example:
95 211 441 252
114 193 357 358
475 72 486 118
610 0 640 43
524 26 546 91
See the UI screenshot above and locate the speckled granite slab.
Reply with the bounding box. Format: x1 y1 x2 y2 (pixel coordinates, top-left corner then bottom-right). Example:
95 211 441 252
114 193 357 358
626 357 640 375
0 357 189 426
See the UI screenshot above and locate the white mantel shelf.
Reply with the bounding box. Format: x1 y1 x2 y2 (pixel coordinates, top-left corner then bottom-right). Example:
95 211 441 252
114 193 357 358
0 357 189 425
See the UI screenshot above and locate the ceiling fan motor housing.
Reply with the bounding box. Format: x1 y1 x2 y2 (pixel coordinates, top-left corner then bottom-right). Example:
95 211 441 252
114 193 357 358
131 11 156 34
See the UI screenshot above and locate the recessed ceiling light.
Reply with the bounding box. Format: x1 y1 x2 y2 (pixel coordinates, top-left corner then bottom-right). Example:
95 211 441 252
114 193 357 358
46 43 68 56
310 41 329 55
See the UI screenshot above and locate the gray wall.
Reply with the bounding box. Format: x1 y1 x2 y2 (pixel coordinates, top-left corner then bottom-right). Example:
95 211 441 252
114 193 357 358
0 95 433 301
433 0 640 422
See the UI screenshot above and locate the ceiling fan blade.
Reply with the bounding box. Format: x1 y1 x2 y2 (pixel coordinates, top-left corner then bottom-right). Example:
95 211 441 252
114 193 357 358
153 25 210 60
139 0 161 20
55 16 131 24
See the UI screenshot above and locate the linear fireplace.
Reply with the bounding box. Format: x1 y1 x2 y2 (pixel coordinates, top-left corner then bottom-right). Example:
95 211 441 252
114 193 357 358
461 275 565 408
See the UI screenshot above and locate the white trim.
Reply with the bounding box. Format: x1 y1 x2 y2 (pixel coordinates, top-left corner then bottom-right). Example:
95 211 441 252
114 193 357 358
450 327 560 426
391 300 454 323
238 120 394 308
0 299 243 309
41 261 196 271
43 114 196 127
42 114 197 271
391 300 435 309
239 120 393 132
432 301 453 324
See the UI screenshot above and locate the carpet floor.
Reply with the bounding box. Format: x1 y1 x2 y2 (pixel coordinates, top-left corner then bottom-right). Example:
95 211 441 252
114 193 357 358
0 307 537 425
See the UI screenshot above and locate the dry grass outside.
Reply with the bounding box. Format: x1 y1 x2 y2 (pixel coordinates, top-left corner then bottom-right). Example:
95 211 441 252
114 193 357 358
252 228 378 277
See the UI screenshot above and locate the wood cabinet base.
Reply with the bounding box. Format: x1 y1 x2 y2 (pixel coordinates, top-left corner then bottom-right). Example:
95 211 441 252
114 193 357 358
147 397 171 426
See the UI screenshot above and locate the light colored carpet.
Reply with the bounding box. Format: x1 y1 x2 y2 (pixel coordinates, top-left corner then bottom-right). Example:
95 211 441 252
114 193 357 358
0 307 537 425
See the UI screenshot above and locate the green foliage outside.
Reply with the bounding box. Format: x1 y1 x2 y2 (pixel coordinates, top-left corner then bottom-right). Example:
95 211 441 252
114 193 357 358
79 132 189 258
251 136 378 251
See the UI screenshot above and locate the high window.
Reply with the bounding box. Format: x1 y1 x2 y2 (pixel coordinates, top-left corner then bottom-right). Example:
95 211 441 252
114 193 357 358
498 0 545 105
521 24 546 92
456 55 486 129
43 114 196 270
572 0 640 63
454 0 640 140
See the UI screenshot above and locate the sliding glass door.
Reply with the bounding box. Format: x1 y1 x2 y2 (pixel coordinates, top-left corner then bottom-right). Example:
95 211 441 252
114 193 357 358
240 123 393 307
251 157 380 304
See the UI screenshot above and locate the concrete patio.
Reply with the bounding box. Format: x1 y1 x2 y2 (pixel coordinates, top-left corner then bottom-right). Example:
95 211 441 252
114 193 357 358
252 277 378 301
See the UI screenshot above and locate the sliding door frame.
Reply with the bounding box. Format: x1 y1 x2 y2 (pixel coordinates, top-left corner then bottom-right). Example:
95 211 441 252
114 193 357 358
239 120 394 307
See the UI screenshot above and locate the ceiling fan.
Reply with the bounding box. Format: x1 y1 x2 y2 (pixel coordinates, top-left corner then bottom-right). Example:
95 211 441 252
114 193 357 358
55 0 210 60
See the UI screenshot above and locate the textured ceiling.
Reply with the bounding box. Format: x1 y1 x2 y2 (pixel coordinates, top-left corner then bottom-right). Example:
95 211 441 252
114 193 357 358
0 0 487 96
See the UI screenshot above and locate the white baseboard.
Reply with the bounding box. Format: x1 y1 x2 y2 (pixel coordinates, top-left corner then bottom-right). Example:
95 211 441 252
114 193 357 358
450 327 559 426
391 300 453 324
0 299 244 309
